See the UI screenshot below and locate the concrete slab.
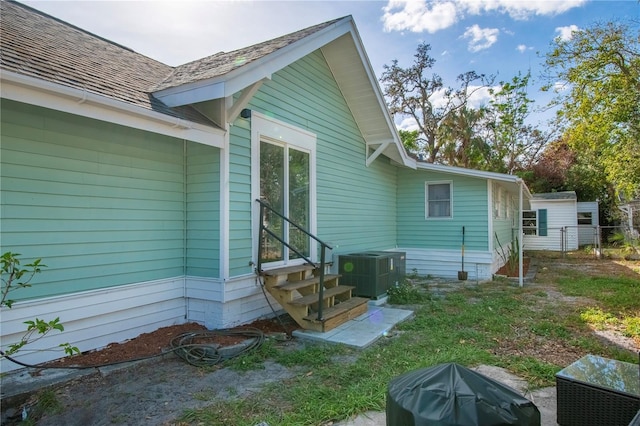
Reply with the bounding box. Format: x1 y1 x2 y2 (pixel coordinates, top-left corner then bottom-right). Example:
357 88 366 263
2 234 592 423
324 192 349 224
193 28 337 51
292 306 414 348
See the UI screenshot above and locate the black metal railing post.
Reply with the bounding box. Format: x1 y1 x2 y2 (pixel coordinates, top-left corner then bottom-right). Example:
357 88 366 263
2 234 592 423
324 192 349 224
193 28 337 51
317 242 326 321
255 199 332 321
257 202 265 274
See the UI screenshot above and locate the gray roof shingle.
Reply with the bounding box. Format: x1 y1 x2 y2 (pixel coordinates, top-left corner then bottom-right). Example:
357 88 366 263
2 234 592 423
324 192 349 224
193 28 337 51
1 0 215 125
153 17 344 91
1 1 343 127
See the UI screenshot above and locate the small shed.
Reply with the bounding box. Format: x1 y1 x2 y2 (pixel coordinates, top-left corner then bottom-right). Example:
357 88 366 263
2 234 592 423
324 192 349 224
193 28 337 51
523 191 578 251
577 201 599 246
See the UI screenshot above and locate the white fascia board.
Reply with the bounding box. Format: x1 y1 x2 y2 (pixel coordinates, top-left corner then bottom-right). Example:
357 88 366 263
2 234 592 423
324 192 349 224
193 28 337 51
222 23 350 97
416 162 532 205
417 162 528 188
155 81 225 108
1 71 225 148
155 17 353 108
345 24 415 169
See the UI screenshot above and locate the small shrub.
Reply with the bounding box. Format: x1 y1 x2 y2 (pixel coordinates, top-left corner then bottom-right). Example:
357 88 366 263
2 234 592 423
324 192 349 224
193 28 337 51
387 281 429 304
407 268 419 280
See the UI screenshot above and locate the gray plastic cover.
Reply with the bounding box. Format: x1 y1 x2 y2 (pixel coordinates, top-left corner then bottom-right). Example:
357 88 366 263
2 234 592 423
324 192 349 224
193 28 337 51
386 363 540 426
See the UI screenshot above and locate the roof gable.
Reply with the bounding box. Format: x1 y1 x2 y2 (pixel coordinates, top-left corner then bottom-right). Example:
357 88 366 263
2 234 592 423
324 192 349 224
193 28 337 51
0 1 410 166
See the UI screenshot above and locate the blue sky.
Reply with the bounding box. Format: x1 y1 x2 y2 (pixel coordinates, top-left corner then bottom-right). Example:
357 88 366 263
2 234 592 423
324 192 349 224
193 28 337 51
23 0 639 130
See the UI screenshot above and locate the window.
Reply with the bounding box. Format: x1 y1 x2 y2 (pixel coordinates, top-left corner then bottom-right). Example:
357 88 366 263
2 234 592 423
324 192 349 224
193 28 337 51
252 112 317 267
523 210 537 235
425 182 452 218
260 141 311 263
523 209 548 236
578 212 592 225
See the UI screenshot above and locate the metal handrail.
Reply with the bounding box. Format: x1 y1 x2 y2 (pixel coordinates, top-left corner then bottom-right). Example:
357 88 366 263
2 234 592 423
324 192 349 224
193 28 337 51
256 199 332 321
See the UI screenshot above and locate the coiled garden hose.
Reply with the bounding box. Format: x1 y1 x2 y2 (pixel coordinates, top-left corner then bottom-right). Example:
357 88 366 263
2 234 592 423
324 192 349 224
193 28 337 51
1 327 266 370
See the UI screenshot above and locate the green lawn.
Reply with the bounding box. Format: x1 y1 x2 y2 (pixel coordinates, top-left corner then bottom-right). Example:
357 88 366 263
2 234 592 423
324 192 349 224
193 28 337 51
179 254 640 426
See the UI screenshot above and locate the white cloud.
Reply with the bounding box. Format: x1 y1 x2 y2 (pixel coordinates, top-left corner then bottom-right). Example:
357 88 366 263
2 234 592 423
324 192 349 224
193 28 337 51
462 25 499 52
382 0 458 33
396 116 421 132
555 25 580 41
466 85 494 109
553 81 570 92
382 0 586 33
461 0 587 20
517 44 527 53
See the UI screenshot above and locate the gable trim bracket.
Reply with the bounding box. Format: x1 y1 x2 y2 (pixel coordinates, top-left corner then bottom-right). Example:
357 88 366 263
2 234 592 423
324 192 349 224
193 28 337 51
226 78 268 123
365 141 391 167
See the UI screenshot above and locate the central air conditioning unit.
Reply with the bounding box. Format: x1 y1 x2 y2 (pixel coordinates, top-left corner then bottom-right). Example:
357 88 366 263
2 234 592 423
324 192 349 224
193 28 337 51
338 251 406 299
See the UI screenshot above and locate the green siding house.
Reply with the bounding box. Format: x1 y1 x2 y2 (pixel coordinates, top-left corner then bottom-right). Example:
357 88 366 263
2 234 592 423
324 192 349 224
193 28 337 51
0 1 530 371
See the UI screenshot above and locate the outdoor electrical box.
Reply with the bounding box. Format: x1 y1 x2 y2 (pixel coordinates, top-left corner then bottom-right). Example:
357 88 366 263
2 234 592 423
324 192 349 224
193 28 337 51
338 251 406 299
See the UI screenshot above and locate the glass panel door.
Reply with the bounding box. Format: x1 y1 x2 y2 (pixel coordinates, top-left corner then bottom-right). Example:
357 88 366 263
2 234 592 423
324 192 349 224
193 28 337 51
260 140 310 265
260 142 285 263
289 148 309 260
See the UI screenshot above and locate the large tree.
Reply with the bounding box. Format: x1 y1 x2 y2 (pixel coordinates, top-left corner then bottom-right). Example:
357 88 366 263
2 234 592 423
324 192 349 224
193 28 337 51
380 43 492 163
437 106 488 169
483 72 551 174
543 20 640 199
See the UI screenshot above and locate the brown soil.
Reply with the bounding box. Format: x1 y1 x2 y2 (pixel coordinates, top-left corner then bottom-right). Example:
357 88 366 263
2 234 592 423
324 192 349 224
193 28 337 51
495 256 530 277
43 316 300 368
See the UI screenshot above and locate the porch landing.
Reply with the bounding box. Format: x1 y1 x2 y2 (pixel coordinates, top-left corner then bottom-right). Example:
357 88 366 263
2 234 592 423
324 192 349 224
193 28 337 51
292 302 414 348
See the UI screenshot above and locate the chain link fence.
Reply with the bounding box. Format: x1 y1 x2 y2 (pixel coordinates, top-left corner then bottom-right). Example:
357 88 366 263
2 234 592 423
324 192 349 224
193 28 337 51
559 225 640 258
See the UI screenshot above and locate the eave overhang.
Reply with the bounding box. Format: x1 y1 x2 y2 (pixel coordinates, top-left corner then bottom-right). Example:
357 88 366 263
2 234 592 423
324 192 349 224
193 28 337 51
152 16 413 168
416 161 532 208
1 71 225 148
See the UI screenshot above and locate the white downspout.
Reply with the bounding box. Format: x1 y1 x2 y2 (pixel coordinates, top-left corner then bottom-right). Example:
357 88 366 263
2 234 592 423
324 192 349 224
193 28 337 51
518 180 524 287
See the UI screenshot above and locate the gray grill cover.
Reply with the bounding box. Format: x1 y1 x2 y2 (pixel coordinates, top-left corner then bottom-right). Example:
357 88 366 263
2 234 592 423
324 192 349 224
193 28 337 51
386 363 540 426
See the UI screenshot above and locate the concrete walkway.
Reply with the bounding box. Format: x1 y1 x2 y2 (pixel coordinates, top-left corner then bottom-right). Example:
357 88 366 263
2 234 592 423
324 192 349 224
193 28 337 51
293 302 414 348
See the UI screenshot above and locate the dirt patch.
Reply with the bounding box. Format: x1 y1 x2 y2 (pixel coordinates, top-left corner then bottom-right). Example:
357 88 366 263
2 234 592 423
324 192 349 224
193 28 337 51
493 335 586 368
1 316 302 425
42 316 299 368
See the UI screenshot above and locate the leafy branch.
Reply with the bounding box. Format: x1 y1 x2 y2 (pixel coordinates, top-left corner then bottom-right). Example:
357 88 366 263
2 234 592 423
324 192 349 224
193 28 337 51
1 252 79 358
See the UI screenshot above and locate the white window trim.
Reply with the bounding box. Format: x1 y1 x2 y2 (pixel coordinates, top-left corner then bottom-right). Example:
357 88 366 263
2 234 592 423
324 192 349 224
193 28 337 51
250 112 317 267
523 210 537 235
425 180 453 219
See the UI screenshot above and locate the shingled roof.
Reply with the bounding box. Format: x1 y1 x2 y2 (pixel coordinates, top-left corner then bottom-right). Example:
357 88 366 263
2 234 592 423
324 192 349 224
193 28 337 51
154 18 343 92
0 1 341 127
0 1 217 125
1 1 413 167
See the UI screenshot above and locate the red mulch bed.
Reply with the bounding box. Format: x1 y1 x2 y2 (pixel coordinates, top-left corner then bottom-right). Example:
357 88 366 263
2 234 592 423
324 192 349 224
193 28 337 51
43 315 300 368
495 257 530 277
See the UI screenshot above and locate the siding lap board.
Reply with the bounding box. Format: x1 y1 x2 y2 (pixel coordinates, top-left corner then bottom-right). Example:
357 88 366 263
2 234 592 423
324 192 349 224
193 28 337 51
228 50 398 271
1 100 221 300
397 168 489 251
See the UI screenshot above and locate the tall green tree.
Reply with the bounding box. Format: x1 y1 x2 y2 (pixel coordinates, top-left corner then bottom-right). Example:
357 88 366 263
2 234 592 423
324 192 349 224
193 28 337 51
380 43 492 163
483 72 549 174
543 20 640 199
437 106 488 168
398 129 420 154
